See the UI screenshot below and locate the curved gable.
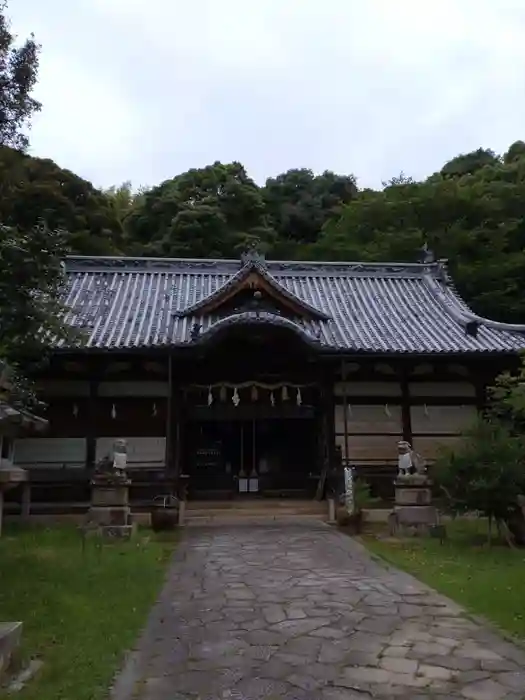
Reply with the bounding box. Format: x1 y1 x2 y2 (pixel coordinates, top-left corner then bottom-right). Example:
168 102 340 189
174 260 330 321
193 311 324 347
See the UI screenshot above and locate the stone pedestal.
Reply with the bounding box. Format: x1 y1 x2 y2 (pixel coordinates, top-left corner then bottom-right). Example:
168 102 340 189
390 475 437 536
0 622 23 680
91 485 130 508
89 479 135 540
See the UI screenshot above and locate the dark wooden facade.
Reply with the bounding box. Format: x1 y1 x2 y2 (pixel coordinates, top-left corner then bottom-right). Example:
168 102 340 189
6 331 517 511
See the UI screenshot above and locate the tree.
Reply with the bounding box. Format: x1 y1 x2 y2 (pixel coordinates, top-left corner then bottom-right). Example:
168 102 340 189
440 148 499 178
0 224 71 411
125 162 275 258
435 357 525 546
504 140 525 165
103 181 146 242
486 353 525 436
0 1 41 150
0 147 123 254
263 168 357 257
434 418 525 545
381 171 414 187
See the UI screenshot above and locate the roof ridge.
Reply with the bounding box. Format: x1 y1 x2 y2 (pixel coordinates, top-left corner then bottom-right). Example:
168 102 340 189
65 253 430 266
65 254 440 277
423 273 525 334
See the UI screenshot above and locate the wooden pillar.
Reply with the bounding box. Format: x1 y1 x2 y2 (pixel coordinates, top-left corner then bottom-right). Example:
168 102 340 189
326 366 336 470
174 410 182 478
316 363 335 499
168 356 185 492
341 359 349 467
251 419 256 477
86 377 99 470
21 482 31 520
473 364 488 414
400 364 412 444
475 382 487 414
165 353 173 476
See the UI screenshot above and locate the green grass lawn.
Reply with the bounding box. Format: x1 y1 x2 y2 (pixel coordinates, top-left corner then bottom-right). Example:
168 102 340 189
362 518 525 640
0 525 176 700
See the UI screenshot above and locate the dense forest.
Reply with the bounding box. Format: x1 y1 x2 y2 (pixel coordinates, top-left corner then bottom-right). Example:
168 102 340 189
3 141 525 324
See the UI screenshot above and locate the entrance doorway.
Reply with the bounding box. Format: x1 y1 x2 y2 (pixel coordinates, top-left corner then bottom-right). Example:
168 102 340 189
186 417 318 499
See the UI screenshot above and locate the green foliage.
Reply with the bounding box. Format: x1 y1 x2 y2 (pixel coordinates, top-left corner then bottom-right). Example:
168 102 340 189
434 417 525 525
503 140 525 165
0 1 41 151
434 358 525 545
0 147 123 254
125 161 276 258
486 352 525 434
440 148 499 178
123 165 357 260
262 168 357 257
353 479 379 511
0 223 71 409
102 180 146 242
381 171 415 187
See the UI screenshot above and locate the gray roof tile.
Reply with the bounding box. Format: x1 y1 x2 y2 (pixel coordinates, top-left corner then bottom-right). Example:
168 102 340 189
61 256 525 354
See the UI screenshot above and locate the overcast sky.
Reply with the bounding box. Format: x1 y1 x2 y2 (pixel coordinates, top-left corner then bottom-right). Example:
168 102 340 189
10 0 525 191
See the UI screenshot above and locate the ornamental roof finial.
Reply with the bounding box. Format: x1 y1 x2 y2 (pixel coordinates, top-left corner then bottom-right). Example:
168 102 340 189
419 242 435 264
240 237 266 267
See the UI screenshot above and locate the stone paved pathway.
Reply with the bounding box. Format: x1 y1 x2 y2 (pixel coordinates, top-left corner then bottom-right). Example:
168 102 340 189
112 523 525 700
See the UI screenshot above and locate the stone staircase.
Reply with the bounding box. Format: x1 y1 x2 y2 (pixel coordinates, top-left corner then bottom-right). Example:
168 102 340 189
184 499 329 526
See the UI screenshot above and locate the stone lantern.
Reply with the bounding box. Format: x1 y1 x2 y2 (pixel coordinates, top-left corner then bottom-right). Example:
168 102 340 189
0 400 47 536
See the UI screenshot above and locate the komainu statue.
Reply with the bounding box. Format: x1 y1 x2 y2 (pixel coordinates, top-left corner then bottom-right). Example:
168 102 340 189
397 440 427 478
111 438 127 476
93 438 128 484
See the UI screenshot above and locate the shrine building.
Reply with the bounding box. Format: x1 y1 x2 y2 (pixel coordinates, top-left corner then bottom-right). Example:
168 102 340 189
8 249 525 509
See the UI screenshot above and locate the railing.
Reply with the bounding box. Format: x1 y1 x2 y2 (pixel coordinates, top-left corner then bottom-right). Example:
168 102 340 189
3 467 176 512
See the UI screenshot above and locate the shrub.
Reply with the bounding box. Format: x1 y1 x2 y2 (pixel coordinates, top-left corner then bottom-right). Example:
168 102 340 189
434 417 525 544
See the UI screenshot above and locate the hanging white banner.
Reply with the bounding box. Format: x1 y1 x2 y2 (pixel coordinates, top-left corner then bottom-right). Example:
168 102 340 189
344 466 355 515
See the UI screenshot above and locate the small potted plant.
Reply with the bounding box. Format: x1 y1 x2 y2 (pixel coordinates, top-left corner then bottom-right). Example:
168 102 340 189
150 494 179 532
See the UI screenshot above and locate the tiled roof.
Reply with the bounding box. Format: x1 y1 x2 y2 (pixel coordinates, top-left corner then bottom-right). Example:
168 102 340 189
0 401 47 431
61 256 525 354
